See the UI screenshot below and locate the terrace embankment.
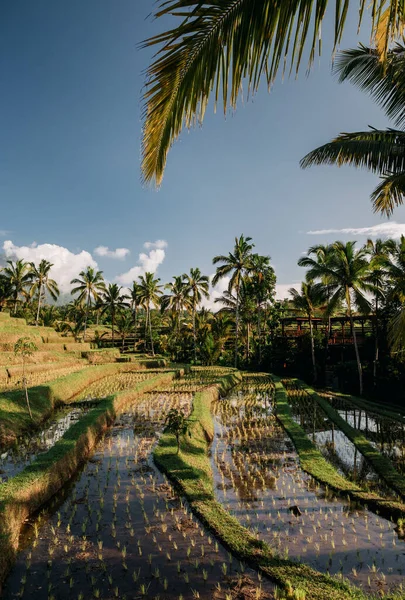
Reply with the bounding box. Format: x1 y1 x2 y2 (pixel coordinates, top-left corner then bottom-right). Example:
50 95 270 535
0 361 168 448
0 369 181 591
155 371 370 600
286 378 405 502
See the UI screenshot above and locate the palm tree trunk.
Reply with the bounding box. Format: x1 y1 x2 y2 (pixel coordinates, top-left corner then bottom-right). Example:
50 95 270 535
111 309 115 344
309 313 317 383
246 322 250 359
144 308 148 351
35 284 42 327
373 296 379 387
347 289 363 395
149 306 155 356
193 304 197 363
234 285 239 368
133 304 137 349
257 300 262 364
84 291 90 341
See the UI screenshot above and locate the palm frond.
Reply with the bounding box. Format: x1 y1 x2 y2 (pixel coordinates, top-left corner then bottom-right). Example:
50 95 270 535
335 43 405 126
371 170 405 216
300 128 405 174
141 0 402 186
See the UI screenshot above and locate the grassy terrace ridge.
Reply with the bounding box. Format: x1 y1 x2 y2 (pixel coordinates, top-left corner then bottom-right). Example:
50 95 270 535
154 371 372 600
273 376 405 524
322 389 405 424
0 369 181 592
0 361 168 448
292 378 405 501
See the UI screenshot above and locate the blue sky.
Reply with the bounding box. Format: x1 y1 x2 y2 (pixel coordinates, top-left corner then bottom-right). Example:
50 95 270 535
2 0 405 302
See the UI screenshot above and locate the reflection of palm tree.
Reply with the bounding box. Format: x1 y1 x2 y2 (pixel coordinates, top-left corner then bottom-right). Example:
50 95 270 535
2 260 31 314
183 268 209 363
141 1 400 186
289 281 326 383
29 260 59 326
100 284 129 345
138 272 163 356
70 267 106 340
300 241 371 394
213 235 254 367
301 44 405 216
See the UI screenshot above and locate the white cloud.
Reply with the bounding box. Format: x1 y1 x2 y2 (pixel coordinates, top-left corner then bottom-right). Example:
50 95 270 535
115 240 167 285
307 222 405 240
94 246 130 260
143 240 167 250
3 240 98 293
201 275 231 311
276 283 300 300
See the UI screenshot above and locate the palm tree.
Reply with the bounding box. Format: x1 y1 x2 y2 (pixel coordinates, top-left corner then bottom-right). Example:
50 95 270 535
130 281 142 347
161 275 191 335
378 236 405 350
100 284 129 344
364 238 391 383
2 260 32 314
141 1 401 186
70 267 106 340
138 272 163 356
29 260 59 326
213 235 254 367
115 311 134 350
289 280 326 383
299 241 371 394
301 43 405 216
183 268 209 363
248 254 276 364
0 275 13 311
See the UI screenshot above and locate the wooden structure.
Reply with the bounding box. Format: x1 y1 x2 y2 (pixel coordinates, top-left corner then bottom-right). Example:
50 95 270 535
279 315 375 346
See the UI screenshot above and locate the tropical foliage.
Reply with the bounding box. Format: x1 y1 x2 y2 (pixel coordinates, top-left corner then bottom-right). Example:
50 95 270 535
141 0 405 186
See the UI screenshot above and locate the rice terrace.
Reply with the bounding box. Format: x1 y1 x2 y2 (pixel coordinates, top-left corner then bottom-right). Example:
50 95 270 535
4 0 405 599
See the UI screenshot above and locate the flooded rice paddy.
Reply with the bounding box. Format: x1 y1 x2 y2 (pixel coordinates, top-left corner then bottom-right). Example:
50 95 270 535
2 369 271 600
0 406 89 482
211 375 405 596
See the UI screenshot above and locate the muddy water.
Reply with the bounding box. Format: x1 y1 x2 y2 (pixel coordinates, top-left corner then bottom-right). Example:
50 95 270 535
0 406 89 483
211 376 405 596
2 381 273 600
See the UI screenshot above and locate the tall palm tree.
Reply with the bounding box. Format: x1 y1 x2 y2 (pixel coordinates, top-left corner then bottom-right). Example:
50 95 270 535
301 43 405 216
29 260 60 326
138 272 163 356
161 275 191 335
141 1 401 186
364 238 391 383
289 280 326 383
70 267 106 340
115 311 134 350
2 260 32 314
100 284 129 344
183 268 209 363
130 281 142 347
299 241 371 394
379 236 405 350
248 254 276 364
213 235 254 367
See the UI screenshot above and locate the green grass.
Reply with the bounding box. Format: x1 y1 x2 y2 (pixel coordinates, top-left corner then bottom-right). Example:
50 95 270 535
326 390 405 424
0 369 181 591
273 376 405 524
0 362 168 447
154 371 371 600
294 378 405 501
